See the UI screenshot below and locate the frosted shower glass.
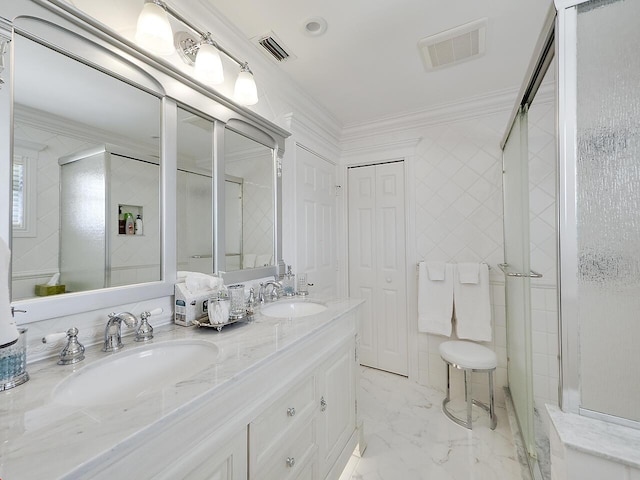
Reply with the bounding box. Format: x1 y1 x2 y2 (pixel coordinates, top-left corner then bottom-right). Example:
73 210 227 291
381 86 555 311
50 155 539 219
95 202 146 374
576 0 640 422
60 151 107 292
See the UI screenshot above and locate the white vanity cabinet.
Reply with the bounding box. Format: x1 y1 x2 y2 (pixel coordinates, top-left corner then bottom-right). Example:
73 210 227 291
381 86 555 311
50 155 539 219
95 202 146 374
249 338 357 480
19 303 363 480
159 427 248 480
317 341 357 479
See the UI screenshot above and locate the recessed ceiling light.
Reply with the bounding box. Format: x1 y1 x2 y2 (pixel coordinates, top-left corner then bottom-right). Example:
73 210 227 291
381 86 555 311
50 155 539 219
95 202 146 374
302 17 327 37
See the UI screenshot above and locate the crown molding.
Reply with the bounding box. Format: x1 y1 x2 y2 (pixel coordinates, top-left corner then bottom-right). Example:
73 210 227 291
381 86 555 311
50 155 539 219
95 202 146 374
341 138 422 165
283 110 341 162
340 87 521 146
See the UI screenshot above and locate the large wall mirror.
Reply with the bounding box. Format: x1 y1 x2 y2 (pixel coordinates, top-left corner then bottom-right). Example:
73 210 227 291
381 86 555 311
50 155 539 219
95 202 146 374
224 129 276 272
3 1 289 323
11 34 162 301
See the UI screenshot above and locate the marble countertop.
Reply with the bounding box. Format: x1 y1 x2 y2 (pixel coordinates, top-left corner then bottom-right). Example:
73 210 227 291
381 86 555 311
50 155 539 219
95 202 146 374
0 296 362 479
547 404 640 469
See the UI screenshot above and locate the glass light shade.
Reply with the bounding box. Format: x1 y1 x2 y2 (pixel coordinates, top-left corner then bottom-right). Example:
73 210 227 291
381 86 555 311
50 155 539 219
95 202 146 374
135 2 174 56
195 43 224 85
234 70 258 106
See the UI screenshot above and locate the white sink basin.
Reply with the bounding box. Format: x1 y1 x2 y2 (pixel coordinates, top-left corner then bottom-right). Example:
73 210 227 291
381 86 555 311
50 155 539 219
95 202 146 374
52 340 219 407
261 300 327 318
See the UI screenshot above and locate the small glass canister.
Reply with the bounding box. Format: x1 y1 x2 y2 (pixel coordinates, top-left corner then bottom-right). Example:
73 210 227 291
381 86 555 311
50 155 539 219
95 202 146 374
296 273 309 296
227 284 246 320
0 328 29 391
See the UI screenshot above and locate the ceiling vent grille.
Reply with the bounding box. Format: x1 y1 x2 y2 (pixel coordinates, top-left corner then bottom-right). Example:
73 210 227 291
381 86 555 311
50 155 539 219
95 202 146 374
418 18 487 71
252 32 296 63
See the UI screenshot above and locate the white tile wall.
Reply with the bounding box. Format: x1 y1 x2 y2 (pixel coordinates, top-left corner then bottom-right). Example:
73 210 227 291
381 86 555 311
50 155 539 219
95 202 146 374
226 154 274 263
11 123 94 299
109 154 161 285
413 112 509 403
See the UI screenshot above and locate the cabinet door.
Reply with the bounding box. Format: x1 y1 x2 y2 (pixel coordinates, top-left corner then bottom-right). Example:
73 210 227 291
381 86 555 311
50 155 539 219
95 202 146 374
158 427 247 480
318 340 356 476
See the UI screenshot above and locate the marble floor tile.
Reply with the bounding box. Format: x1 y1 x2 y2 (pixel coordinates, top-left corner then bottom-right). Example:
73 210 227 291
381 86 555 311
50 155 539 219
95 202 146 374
341 367 524 480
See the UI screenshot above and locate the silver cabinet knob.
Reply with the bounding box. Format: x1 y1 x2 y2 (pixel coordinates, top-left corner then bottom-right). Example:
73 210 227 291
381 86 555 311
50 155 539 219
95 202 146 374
287 407 296 417
320 396 327 412
286 457 295 468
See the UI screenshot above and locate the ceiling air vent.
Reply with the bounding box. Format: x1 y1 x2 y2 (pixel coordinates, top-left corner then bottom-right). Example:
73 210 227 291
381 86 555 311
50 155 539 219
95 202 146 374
418 18 487 71
252 32 296 63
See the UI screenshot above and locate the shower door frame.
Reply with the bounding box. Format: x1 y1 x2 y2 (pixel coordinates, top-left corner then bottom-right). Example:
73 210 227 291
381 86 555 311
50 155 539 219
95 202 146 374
500 4 558 476
557 0 640 430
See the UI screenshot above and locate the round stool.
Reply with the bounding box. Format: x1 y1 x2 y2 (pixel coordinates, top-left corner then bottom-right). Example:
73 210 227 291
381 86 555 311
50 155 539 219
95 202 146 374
439 340 497 430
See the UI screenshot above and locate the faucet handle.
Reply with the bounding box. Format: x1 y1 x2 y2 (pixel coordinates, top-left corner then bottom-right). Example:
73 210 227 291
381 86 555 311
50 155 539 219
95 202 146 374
42 331 67 344
57 327 85 365
136 308 161 342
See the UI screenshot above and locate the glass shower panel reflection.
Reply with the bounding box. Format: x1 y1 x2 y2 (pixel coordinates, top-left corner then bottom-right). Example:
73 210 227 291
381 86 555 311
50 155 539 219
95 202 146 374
59 150 107 292
576 0 640 423
176 107 214 274
503 110 536 456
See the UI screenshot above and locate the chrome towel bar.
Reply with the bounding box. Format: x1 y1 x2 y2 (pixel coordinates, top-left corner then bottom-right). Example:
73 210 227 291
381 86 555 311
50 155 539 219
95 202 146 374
498 263 543 278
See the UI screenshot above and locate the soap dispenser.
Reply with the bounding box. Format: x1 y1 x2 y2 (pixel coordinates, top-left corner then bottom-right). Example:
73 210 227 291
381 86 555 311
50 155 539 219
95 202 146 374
135 214 143 235
282 266 296 296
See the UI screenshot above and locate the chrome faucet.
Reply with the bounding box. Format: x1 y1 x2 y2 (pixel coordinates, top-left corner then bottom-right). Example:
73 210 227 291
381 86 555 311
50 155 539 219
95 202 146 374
103 312 138 352
258 280 282 303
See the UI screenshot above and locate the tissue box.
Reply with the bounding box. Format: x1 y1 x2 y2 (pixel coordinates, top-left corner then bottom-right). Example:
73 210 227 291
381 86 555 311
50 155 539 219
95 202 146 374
174 282 213 326
34 284 66 296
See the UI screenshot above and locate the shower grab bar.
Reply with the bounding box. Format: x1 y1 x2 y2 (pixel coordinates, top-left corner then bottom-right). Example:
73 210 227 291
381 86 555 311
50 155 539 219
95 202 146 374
498 263 543 278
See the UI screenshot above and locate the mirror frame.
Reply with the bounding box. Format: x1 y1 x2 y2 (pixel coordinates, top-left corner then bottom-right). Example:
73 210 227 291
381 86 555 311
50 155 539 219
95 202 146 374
1 0 289 323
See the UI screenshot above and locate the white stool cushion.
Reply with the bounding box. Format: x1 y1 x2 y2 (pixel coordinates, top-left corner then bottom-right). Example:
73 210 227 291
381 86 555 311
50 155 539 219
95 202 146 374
439 341 497 370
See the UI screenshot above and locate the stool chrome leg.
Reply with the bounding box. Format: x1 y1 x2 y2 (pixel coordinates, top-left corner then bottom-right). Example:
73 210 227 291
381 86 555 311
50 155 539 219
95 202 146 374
445 362 451 403
489 370 496 430
441 361 497 431
464 369 472 427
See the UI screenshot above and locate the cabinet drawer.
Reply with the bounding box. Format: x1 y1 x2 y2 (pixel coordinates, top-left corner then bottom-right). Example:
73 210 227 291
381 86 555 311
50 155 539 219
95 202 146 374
250 373 316 467
260 417 317 480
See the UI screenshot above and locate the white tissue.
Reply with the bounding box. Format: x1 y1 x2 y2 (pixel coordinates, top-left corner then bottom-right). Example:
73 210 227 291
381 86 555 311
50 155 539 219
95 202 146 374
183 272 224 294
46 273 60 286
208 300 229 325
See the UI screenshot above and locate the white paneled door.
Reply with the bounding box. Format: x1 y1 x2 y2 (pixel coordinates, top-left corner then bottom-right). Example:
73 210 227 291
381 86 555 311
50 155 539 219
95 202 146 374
296 146 337 297
348 161 408 376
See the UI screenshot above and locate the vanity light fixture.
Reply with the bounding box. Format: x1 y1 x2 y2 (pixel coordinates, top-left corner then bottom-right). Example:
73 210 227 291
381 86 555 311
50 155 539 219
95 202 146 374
234 63 259 106
135 0 258 105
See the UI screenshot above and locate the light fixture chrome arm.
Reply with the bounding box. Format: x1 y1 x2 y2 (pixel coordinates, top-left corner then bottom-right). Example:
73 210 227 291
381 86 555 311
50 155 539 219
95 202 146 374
148 0 249 69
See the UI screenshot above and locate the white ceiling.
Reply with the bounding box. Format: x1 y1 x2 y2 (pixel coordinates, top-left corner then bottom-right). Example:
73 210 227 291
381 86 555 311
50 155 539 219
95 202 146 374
202 0 552 127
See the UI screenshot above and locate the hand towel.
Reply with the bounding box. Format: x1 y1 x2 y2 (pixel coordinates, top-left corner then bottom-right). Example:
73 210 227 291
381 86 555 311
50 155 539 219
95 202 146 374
453 263 492 342
418 262 454 337
457 262 479 284
427 261 446 281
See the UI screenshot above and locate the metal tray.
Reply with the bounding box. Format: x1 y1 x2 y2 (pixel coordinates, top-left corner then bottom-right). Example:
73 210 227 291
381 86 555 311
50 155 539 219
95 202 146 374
192 315 246 331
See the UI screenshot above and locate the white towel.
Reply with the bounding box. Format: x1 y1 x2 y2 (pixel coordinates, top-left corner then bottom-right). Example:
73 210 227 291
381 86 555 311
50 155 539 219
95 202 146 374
427 261 446 281
457 262 479 284
454 263 492 342
418 262 454 336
